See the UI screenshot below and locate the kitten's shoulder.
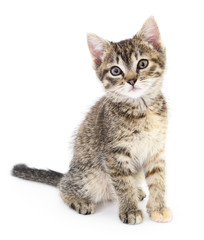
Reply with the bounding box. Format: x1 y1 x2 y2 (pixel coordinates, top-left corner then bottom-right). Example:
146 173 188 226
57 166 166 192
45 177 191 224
83 96 106 123
149 93 167 117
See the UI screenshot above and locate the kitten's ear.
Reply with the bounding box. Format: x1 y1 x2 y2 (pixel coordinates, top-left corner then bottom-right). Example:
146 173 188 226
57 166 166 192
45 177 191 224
87 33 109 67
138 17 162 51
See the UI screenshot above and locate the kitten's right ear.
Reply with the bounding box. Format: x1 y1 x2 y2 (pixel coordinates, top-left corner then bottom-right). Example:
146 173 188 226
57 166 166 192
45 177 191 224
87 33 109 67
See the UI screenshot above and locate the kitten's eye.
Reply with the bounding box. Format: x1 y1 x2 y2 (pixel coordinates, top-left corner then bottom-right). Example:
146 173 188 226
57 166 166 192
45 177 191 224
110 66 122 76
137 59 149 69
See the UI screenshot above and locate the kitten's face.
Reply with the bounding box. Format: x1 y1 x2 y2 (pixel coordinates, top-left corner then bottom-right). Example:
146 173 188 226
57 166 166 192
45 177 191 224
87 17 166 100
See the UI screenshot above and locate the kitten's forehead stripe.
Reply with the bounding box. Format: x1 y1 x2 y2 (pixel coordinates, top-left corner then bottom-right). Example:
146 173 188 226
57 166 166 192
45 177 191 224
111 39 136 67
135 52 138 60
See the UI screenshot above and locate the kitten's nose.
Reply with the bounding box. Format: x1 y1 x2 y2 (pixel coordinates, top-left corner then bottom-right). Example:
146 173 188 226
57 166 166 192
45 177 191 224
127 78 137 86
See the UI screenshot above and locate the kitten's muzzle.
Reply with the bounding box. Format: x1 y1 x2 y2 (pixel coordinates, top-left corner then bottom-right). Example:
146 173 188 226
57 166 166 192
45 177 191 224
127 78 137 86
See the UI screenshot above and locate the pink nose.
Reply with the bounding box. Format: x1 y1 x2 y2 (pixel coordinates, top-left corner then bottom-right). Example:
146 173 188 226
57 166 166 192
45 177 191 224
127 78 137 86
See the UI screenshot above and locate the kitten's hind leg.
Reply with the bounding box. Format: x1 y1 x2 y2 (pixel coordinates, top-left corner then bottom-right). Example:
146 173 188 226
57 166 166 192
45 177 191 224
59 175 96 215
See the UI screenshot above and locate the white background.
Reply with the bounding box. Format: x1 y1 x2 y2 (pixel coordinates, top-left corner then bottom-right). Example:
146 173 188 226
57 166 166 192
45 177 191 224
1 0 204 239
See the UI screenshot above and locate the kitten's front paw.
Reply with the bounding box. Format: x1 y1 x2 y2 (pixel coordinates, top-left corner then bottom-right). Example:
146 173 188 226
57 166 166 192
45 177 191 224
119 209 143 224
149 208 172 223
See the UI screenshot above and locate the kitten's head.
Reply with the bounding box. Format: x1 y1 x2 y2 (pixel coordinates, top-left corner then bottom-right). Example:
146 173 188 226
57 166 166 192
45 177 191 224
87 17 166 100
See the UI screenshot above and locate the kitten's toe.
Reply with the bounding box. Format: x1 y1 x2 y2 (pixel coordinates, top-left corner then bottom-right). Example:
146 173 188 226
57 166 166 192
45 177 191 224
119 209 143 224
149 208 172 223
70 200 96 215
80 202 96 215
138 188 146 201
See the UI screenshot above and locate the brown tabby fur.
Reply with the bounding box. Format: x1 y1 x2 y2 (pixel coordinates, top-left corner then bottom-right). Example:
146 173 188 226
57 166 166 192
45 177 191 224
12 17 172 224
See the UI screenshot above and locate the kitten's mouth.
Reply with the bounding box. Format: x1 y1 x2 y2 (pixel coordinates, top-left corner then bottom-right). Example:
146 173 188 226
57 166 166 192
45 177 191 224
129 86 141 92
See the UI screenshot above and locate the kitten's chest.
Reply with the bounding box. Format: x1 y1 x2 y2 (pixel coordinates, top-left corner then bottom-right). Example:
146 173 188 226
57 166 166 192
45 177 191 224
121 112 167 164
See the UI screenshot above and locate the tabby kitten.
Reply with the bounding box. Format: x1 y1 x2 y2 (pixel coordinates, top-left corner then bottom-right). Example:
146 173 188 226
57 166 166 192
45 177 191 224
12 17 172 224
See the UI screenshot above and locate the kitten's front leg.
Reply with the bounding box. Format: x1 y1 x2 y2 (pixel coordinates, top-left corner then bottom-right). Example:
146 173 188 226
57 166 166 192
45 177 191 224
106 157 143 225
144 151 172 222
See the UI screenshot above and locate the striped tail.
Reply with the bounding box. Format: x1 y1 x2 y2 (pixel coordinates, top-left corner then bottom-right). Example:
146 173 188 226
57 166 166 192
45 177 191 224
12 164 64 187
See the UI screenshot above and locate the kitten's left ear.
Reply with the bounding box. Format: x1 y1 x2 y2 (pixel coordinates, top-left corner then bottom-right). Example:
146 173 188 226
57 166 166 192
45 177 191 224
87 33 109 67
138 17 163 51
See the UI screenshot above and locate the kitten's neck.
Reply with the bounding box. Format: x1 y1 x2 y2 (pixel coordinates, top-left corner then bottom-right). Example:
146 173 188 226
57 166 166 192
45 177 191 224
105 90 163 111
104 89 167 121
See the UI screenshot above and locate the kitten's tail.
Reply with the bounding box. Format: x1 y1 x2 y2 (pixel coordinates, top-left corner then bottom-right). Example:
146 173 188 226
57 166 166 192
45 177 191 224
12 164 64 187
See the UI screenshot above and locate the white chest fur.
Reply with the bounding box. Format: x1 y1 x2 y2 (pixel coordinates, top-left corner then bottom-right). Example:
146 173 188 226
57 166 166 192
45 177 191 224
126 113 167 168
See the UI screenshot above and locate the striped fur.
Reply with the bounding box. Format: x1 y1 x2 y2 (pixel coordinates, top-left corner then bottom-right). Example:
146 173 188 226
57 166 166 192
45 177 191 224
12 17 172 224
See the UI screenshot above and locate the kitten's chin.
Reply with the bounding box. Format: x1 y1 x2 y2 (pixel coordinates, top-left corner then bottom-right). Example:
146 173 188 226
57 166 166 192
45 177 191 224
106 90 147 104
115 87 147 100
123 89 146 99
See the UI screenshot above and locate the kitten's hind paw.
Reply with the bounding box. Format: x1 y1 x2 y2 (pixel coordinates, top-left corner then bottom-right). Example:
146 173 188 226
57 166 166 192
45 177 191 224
119 209 143 224
138 188 146 201
69 200 96 215
149 208 172 223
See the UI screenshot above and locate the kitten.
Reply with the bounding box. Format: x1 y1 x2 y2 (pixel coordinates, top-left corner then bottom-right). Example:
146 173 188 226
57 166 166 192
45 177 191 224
12 17 172 224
